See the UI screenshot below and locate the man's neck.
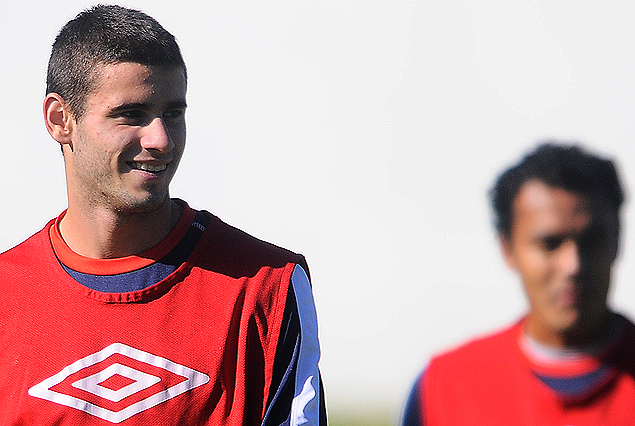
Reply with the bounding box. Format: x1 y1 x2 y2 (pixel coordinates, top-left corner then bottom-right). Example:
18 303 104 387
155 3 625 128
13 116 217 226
523 312 623 360
525 310 616 351
58 199 183 259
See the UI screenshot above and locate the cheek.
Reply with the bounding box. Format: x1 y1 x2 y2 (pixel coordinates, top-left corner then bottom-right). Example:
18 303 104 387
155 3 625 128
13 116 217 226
173 127 186 148
516 254 556 299
516 250 551 281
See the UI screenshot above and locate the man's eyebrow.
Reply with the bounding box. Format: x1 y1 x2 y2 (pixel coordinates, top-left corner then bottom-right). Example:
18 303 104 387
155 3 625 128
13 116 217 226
167 100 188 109
108 100 187 114
108 102 149 114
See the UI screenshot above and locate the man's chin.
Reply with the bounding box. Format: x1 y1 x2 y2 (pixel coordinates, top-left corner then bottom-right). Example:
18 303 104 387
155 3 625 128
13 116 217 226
544 308 582 334
113 193 171 215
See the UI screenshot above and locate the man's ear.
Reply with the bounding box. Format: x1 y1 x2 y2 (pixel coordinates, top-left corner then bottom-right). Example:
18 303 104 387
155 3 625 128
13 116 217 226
43 93 75 149
500 235 517 270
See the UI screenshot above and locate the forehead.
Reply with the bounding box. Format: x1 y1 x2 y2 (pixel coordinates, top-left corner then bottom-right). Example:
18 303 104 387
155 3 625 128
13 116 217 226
511 180 614 236
87 62 186 106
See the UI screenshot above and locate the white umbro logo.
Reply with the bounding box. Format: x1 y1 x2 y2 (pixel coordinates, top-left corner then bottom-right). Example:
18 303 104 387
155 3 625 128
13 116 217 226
28 343 210 423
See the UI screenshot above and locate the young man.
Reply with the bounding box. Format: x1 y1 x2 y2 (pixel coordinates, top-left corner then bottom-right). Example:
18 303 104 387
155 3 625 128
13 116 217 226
402 143 635 425
0 5 325 425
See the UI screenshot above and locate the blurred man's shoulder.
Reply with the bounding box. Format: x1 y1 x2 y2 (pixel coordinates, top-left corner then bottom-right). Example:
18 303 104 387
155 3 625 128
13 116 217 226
428 319 523 374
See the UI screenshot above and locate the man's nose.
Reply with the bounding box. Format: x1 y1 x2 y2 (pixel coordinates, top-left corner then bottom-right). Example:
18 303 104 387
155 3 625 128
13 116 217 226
559 240 581 276
140 117 174 153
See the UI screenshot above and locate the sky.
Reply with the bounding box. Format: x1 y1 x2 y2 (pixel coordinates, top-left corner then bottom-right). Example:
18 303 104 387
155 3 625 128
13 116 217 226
3 0 635 421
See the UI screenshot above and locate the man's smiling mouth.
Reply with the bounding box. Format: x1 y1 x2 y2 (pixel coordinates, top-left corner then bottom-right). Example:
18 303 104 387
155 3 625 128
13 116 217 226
130 162 167 172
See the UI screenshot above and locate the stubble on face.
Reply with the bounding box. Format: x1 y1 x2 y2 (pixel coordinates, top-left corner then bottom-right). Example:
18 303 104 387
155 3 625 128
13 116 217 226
72 127 173 215
65 62 186 218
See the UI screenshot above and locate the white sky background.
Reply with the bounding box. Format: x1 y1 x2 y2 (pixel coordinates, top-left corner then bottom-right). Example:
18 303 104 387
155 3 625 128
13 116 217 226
3 0 635 420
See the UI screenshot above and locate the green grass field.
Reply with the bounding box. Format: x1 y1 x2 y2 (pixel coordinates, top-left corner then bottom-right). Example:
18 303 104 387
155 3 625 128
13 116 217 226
328 408 394 426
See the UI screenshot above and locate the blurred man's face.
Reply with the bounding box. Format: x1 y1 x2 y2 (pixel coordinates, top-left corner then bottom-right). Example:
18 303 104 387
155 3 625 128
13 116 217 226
501 180 619 348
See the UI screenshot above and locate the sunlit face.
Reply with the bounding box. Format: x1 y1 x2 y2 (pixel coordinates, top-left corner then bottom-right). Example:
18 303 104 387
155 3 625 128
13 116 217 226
65 62 187 215
502 180 619 346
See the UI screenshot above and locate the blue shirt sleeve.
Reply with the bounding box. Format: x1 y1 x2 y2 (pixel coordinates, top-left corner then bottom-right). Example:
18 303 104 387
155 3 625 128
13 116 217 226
401 370 425 426
262 265 326 426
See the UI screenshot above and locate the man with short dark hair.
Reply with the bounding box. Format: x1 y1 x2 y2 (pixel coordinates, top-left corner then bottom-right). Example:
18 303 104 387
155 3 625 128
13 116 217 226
0 5 325 425
402 143 635 425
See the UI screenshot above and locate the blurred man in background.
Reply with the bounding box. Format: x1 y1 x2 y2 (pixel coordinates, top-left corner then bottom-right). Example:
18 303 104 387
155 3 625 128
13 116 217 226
402 143 635 425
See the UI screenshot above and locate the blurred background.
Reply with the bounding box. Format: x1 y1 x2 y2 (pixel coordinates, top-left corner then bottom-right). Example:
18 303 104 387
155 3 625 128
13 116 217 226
3 1 635 424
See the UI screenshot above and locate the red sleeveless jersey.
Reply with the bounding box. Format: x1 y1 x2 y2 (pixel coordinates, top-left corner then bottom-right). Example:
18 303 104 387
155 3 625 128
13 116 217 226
0 205 320 425
406 318 635 425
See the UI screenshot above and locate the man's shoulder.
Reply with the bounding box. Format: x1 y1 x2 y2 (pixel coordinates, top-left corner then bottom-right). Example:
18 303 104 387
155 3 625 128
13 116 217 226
611 312 635 360
194 210 308 277
418 320 526 411
205 212 305 263
428 320 522 372
617 312 635 332
0 220 54 266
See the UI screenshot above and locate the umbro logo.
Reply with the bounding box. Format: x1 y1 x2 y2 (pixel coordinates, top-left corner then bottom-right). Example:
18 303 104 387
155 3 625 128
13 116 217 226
28 343 209 423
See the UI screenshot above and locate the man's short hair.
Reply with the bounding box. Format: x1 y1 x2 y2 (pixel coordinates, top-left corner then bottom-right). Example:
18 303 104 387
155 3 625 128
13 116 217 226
46 4 186 119
490 142 624 239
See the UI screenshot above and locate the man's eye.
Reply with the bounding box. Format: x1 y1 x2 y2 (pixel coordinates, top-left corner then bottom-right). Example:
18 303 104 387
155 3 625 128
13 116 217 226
541 237 563 251
579 229 607 249
110 110 147 124
163 109 185 121
119 111 144 121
